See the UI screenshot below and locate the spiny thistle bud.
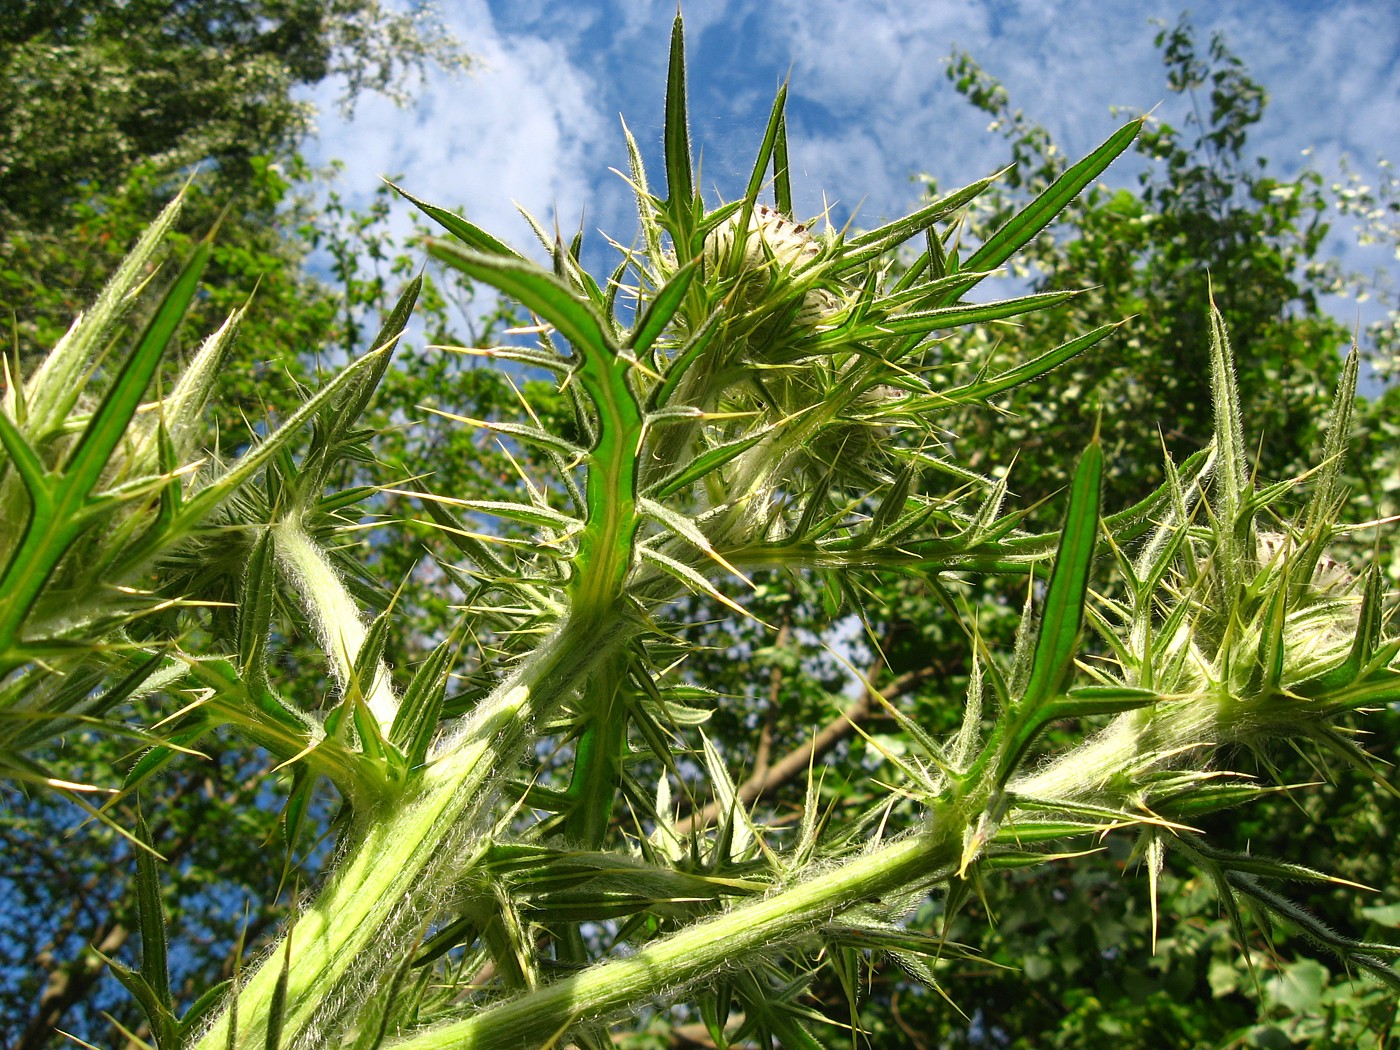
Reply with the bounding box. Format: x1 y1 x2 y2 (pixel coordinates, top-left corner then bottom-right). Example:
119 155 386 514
1253 530 1361 677
1139 525 1364 717
1255 530 1354 596
701 204 844 329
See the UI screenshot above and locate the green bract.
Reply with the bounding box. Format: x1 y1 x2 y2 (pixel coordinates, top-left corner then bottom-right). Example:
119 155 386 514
3 12 1395 1049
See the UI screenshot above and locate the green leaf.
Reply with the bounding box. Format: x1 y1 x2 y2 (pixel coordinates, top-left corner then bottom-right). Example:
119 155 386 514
390 631 458 767
118 718 215 799
663 11 694 209
0 407 48 505
836 173 998 273
99 952 176 1048
649 306 725 410
23 190 184 435
1299 565 1385 695
1022 440 1102 711
621 116 663 262
236 530 276 693
306 276 420 491
864 461 918 543
1303 345 1359 538
997 440 1102 786
953 116 1143 298
413 495 580 533
936 321 1125 405
1207 299 1248 525
348 612 393 763
772 106 793 217
280 769 316 862
630 260 698 357
64 238 209 496
420 409 587 458
116 343 397 575
386 181 521 258
646 425 772 499
808 289 1077 351
427 241 618 363
741 82 789 214
266 927 294 1050
178 979 234 1040
1052 685 1162 717
133 808 176 1044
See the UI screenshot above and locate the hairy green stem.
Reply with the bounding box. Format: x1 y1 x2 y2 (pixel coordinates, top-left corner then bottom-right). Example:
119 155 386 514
387 830 955 1050
561 648 629 847
194 614 636 1050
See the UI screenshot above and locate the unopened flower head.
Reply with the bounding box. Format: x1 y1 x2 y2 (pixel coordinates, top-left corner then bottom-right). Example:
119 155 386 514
1254 530 1361 675
702 204 845 327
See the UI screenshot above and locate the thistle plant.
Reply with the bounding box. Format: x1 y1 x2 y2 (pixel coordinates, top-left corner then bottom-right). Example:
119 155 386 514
4 13 1398 1049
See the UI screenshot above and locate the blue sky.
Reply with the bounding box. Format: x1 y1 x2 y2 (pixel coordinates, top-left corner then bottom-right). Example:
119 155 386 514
304 0 1400 337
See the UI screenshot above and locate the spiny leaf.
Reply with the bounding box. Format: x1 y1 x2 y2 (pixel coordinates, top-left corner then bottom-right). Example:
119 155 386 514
390 630 459 767
63 237 209 496
936 321 1125 405
305 276 420 490
24 189 184 434
640 497 750 584
1207 298 1248 524
177 979 234 1041
809 289 1077 351
385 181 521 258
646 425 772 499
133 807 176 1046
427 241 618 364
650 305 725 410
772 105 793 217
836 173 999 273
1021 440 1102 711
663 11 694 209
98 952 176 1049
741 82 789 216
118 344 397 573
397 492 580 534
236 530 276 693
639 547 763 626
952 116 1142 297
1303 344 1360 539
630 260 698 357
1299 564 1385 695
997 440 1102 786
421 408 587 458
439 342 571 373
620 115 663 262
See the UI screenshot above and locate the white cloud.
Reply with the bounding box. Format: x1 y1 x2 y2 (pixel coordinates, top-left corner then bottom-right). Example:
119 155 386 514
304 0 1399 332
304 0 605 258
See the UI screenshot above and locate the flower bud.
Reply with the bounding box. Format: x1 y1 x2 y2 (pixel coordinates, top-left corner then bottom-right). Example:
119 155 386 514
701 205 844 328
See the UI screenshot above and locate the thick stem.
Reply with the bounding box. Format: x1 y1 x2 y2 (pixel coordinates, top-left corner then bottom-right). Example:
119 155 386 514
561 648 629 847
1009 695 1223 802
194 615 636 1050
194 695 521 1050
386 830 955 1050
